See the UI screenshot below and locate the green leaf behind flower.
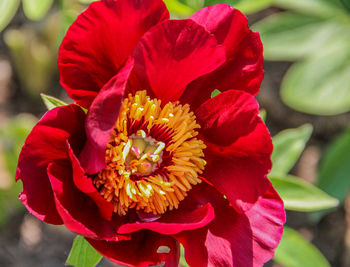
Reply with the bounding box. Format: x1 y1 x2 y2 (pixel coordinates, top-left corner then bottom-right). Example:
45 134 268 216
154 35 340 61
204 0 276 14
317 127 350 203
273 0 344 17
270 124 313 177
259 109 266 122
40 93 68 110
180 244 189 267
22 0 54 21
66 236 102 267
164 0 194 16
211 89 221 98
270 176 338 212
274 226 330 267
280 37 350 115
0 114 37 226
0 0 20 32
253 13 343 61
78 0 98 4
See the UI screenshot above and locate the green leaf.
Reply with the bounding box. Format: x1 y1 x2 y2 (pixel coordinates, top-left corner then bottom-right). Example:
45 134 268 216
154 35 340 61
270 176 339 211
274 227 330 267
0 0 20 32
340 0 350 11
0 114 37 226
180 244 189 267
22 0 54 21
274 0 344 17
270 124 313 177
253 13 345 61
0 114 37 175
280 38 350 115
211 89 221 98
317 127 350 203
78 0 98 3
204 0 276 14
40 93 68 110
163 0 194 16
234 0 277 14
66 236 103 267
259 109 266 122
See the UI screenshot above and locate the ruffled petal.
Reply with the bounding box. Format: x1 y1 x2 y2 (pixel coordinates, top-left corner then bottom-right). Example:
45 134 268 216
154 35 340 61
175 182 285 267
67 142 114 221
87 231 179 267
58 0 169 108
117 203 214 235
15 105 85 224
47 161 127 241
116 181 217 235
130 19 226 103
181 5 263 110
79 58 134 174
196 90 272 213
191 4 249 56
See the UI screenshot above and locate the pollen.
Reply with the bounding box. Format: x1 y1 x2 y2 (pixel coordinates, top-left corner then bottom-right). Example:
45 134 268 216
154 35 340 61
95 91 206 216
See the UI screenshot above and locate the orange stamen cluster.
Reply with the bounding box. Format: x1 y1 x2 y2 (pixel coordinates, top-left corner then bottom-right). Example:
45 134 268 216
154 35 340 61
95 91 206 216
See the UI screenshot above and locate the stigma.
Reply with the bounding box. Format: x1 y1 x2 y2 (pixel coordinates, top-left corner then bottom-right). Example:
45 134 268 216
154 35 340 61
95 91 206 216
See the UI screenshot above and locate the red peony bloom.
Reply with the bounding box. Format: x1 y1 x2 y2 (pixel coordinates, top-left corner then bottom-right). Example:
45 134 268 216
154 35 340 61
16 0 285 266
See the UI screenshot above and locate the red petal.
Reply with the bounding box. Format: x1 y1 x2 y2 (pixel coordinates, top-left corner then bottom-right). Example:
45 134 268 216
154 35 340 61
131 19 226 103
175 182 285 267
67 142 114 221
196 90 272 213
79 58 134 174
16 105 85 224
117 203 214 235
196 90 261 146
207 32 264 94
87 231 179 267
191 4 249 56
181 5 263 110
47 162 127 241
58 0 169 108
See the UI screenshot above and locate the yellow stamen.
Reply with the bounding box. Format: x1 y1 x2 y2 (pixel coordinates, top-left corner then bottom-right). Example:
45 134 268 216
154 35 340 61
94 91 206 216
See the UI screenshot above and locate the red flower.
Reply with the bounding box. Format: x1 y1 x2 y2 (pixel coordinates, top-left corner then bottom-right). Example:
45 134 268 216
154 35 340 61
16 0 285 266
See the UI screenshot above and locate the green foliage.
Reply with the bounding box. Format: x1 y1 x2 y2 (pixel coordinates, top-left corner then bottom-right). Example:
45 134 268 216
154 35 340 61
280 39 350 115
4 28 56 98
317 127 350 202
0 114 37 175
274 0 344 16
165 0 279 16
0 0 20 32
66 236 103 267
211 89 221 98
270 124 313 177
253 14 341 61
255 0 350 115
204 0 277 14
0 0 55 30
163 0 195 16
268 124 338 212
180 244 189 266
22 0 54 21
78 0 98 3
0 114 37 226
40 93 68 110
274 227 330 267
270 176 338 211
259 109 266 122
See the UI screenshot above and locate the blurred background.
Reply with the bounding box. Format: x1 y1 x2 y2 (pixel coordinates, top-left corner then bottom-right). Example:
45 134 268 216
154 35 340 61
0 0 349 266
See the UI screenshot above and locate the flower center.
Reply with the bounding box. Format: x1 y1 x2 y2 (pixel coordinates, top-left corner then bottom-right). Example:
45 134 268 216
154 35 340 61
95 91 206 216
